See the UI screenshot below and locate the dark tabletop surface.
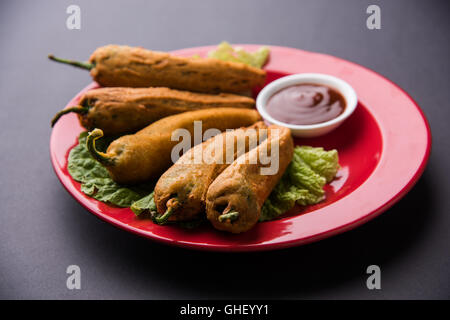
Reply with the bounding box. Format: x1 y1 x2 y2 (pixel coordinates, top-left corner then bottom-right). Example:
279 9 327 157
0 0 449 300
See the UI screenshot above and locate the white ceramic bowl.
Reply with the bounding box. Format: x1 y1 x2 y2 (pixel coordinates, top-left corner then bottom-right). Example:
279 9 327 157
256 73 358 138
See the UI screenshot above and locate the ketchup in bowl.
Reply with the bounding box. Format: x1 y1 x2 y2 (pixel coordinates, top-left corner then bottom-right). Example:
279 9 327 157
265 84 346 125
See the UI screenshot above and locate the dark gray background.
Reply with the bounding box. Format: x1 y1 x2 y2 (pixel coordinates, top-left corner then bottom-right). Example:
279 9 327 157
0 0 448 299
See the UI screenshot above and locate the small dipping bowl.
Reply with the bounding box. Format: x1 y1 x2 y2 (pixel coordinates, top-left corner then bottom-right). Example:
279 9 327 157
256 73 357 137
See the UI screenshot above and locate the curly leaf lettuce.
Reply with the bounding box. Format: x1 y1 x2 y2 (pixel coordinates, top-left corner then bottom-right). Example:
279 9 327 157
130 192 156 215
68 132 154 208
260 146 339 222
208 41 270 68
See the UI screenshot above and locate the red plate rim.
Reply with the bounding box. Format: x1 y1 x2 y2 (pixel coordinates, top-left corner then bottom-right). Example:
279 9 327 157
50 45 431 251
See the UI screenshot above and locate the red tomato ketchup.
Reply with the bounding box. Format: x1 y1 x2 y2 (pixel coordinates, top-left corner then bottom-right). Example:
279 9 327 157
265 84 346 125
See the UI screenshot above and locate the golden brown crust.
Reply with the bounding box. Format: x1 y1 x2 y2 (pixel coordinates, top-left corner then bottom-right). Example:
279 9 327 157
89 45 266 93
206 125 294 233
103 108 262 184
77 87 255 135
154 122 267 221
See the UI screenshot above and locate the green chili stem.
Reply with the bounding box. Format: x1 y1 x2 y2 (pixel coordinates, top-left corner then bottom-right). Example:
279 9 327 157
153 207 174 225
51 106 89 127
48 54 94 70
153 198 179 225
86 129 115 166
218 211 239 223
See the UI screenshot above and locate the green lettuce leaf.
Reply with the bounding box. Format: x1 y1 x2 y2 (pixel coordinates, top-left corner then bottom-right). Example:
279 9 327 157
68 132 153 208
295 146 339 183
260 146 340 222
130 192 157 215
208 41 270 68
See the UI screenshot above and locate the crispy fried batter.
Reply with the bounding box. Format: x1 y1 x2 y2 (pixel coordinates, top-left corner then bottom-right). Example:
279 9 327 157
154 122 267 221
76 87 255 135
89 45 266 93
206 125 294 233
90 108 262 184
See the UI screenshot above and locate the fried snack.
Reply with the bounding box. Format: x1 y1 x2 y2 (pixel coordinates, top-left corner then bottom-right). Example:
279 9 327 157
86 108 262 184
153 122 267 223
206 125 294 233
49 45 267 94
51 87 255 135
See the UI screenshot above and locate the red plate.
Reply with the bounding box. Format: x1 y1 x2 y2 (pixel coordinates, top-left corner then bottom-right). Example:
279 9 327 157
50 45 431 251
